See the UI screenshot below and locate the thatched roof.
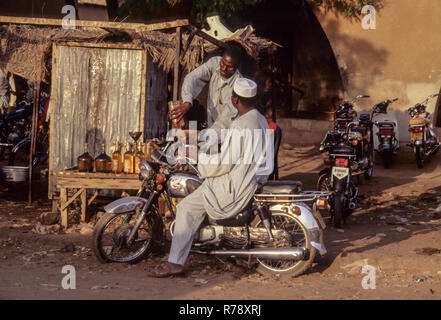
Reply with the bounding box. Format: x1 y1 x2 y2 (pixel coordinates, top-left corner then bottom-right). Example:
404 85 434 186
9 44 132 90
0 22 277 82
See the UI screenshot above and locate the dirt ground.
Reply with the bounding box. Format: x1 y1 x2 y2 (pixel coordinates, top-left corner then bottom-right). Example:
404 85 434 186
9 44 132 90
1 145 441 300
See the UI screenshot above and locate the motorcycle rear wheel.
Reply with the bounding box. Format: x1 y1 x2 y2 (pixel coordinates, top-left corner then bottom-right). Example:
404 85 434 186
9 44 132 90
415 144 424 168
382 150 393 168
93 211 154 264
253 212 316 277
333 195 343 228
317 174 331 191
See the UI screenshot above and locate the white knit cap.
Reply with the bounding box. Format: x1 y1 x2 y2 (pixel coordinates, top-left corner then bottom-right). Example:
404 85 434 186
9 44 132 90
233 78 257 98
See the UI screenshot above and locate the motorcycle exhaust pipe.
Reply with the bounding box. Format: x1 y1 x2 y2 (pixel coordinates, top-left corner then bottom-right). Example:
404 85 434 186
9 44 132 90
197 248 305 261
426 144 439 157
348 202 357 210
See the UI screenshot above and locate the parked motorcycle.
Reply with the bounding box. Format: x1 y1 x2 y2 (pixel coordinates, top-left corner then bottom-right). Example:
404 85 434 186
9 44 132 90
0 101 33 158
0 94 48 164
320 94 374 180
318 122 362 228
371 98 399 168
93 141 330 277
407 93 440 168
8 121 49 168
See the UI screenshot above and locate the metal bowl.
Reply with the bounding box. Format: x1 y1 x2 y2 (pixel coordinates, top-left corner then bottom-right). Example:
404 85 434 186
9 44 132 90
0 166 29 182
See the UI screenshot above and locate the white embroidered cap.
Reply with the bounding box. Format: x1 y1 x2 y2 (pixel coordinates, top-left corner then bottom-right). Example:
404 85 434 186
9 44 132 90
233 78 257 98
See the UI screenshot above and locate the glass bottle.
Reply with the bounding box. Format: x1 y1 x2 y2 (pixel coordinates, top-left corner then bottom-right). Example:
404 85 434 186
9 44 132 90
95 143 112 173
134 142 145 174
78 143 94 172
111 142 123 174
123 143 134 174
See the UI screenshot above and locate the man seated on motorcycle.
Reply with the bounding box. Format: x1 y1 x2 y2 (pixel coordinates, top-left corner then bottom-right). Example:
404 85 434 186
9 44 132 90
151 78 272 277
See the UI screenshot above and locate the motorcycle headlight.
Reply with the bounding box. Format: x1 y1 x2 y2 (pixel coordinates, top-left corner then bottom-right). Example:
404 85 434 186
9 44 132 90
319 145 326 153
139 161 154 180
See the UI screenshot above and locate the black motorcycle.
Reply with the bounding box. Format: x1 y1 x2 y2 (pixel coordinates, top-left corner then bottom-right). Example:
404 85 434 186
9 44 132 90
93 141 329 277
318 122 362 228
407 93 440 168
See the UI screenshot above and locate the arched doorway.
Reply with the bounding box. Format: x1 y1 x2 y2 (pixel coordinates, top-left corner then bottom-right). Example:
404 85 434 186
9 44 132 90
227 1 345 120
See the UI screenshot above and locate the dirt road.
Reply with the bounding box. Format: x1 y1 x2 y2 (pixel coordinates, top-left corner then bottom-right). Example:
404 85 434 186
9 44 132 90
1 146 441 300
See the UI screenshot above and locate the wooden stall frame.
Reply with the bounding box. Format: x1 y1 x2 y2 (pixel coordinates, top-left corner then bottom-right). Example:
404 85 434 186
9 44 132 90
0 16 189 33
56 170 142 228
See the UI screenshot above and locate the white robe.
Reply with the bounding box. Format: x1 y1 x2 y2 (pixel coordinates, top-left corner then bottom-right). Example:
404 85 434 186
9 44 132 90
197 109 272 220
168 108 273 265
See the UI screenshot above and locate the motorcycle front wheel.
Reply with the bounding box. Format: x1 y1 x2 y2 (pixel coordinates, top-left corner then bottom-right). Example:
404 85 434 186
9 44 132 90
92 211 155 264
253 211 316 277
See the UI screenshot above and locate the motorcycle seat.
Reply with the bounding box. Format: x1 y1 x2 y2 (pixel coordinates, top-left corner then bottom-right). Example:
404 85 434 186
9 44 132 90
409 118 430 126
378 122 395 127
261 180 302 194
208 201 254 226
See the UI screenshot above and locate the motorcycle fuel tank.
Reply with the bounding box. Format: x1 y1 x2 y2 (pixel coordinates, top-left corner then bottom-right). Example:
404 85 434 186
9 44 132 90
167 173 203 198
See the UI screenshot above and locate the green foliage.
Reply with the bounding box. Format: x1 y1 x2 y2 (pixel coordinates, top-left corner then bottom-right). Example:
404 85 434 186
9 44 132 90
119 0 376 26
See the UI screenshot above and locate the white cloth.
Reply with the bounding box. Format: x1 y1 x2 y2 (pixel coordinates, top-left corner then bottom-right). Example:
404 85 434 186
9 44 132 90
233 78 257 98
168 109 272 266
181 56 242 136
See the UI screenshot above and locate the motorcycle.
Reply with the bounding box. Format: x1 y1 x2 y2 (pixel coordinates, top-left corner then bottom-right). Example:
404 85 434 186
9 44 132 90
371 98 400 168
0 94 49 164
320 94 374 179
318 122 362 228
407 93 440 168
8 121 49 168
92 141 330 277
0 101 33 158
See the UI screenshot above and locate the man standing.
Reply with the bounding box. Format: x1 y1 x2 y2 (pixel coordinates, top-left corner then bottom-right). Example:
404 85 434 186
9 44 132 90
152 78 272 277
170 45 243 135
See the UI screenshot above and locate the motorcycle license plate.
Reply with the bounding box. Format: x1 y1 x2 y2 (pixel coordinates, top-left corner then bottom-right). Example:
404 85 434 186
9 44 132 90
332 167 349 180
411 132 423 141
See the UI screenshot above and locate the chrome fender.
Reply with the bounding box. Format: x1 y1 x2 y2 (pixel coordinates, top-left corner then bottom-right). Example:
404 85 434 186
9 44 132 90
104 197 147 214
269 203 327 255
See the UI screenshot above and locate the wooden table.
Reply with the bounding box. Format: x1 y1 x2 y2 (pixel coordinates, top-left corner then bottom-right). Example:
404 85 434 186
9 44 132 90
56 170 142 228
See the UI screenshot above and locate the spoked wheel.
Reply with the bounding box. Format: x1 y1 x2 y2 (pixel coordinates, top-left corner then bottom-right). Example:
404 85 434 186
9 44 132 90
8 141 41 167
93 211 154 264
317 174 331 191
253 212 316 277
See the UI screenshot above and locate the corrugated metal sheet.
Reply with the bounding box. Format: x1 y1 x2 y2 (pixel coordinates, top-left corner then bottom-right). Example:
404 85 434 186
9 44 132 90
51 45 143 192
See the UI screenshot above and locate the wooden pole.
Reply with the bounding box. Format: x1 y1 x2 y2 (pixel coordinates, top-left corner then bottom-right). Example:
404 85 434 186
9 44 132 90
173 27 181 101
0 16 189 33
186 25 227 49
28 79 40 205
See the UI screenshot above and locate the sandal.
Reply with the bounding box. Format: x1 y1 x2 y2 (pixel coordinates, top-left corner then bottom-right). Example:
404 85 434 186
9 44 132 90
150 263 185 278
